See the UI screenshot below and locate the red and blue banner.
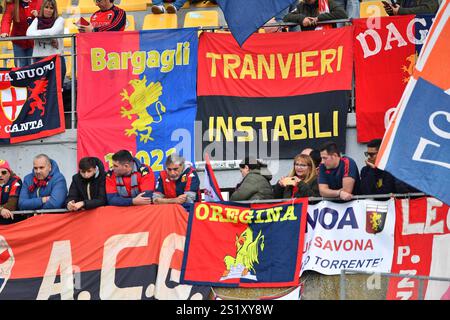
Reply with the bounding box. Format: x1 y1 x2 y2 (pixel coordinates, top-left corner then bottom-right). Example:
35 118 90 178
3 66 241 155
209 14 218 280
216 0 297 46
376 2 450 205
76 29 198 174
203 153 223 202
181 199 308 287
0 205 210 300
0 55 64 144
353 14 435 142
197 28 353 160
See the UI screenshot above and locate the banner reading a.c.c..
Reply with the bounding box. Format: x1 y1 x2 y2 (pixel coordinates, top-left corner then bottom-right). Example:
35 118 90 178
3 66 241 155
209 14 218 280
76 29 198 173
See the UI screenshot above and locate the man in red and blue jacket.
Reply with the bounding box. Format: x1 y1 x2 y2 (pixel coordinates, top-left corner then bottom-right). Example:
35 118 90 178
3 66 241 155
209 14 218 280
0 159 23 224
153 154 200 205
106 150 155 206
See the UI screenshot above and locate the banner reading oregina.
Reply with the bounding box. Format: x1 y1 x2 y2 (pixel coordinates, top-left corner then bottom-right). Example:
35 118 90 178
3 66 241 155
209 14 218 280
196 28 353 160
181 199 308 287
76 29 198 173
0 55 64 144
0 205 210 300
301 199 396 275
353 15 434 143
387 198 450 300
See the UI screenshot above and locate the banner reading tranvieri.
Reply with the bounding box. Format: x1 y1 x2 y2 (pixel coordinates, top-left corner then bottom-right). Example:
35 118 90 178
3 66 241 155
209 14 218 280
197 28 353 159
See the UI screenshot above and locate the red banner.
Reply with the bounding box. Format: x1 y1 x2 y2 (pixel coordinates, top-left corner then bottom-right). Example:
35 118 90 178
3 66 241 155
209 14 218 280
0 205 209 300
387 198 450 300
198 27 353 98
353 15 429 142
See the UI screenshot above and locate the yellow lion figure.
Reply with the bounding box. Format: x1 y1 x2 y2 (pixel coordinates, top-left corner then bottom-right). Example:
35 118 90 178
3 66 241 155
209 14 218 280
223 227 265 278
120 75 165 143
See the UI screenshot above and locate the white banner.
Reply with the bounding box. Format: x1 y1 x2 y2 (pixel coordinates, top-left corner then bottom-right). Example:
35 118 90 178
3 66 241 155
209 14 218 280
300 199 396 275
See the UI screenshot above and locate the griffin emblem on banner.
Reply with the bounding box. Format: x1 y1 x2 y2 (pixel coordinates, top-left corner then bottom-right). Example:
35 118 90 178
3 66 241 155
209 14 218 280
120 76 166 143
28 79 48 116
402 53 418 83
221 227 265 281
366 204 388 234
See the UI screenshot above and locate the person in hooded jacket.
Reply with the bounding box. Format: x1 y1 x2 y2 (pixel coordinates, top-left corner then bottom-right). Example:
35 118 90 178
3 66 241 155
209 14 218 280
19 153 67 210
66 157 106 212
230 156 274 201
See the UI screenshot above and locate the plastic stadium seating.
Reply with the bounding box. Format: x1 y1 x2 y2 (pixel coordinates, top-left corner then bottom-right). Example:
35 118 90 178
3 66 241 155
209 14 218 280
77 0 99 14
360 1 389 18
142 14 178 30
183 10 219 28
56 0 72 14
125 14 136 31
0 53 15 68
118 0 148 12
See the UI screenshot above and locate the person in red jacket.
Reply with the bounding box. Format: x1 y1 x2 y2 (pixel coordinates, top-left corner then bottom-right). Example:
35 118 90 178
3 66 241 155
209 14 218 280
77 0 126 33
1 0 42 67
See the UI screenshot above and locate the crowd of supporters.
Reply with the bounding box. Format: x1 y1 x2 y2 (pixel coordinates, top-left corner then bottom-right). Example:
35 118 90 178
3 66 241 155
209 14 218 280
0 140 422 225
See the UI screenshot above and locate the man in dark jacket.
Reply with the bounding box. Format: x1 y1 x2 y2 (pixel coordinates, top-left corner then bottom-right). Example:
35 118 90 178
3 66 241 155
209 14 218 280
66 157 106 211
360 139 396 195
283 0 348 31
19 154 67 210
383 0 439 16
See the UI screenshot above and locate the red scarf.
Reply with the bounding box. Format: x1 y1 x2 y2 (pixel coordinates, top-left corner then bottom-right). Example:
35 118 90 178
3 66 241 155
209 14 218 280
28 176 51 192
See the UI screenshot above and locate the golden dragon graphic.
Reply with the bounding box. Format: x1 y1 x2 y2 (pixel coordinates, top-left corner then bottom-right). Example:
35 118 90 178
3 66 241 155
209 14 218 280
120 76 166 143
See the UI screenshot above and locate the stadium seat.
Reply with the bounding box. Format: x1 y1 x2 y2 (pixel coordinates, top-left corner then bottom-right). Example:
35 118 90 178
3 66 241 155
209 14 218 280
118 0 148 12
193 0 217 8
56 0 72 14
125 14 136 31
360 1 388 18
63 18 79 47
183 10 219 28
77 0 99 14
0 53 15 68
142 14 178 30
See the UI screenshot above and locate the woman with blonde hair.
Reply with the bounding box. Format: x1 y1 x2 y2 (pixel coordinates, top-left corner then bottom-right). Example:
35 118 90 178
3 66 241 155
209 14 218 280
1 0 42 67
26 0 65 80
274 154 319 199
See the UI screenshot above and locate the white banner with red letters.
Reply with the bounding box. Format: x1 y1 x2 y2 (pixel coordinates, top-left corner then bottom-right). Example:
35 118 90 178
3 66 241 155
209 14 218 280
300 199 396 275
387 198 450 300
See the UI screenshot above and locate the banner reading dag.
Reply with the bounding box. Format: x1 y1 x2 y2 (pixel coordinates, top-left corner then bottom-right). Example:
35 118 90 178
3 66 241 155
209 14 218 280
376 2 449 204
196 28 353 160
0 205 210 300
0 55 64 144
387 198 450 300
301 199 396 275
181 199 308 287
76 29 198 174
353 14 434 143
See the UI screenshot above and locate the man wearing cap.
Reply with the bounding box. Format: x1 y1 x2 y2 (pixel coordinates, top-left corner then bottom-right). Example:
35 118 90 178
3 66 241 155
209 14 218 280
0 160 23 224
19 154 68 210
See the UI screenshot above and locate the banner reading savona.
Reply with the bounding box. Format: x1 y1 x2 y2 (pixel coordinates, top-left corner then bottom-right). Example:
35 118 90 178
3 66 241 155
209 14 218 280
76 29 198 173
181 199 308 287
0 205 210 300
0 55 64 144
196 28 353 160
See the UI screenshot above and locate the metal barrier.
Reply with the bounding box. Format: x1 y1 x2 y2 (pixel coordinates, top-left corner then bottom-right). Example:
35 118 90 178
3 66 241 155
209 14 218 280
339 269 450 300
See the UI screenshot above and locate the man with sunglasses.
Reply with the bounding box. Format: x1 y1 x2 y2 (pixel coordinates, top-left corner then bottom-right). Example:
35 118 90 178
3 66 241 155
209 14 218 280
0 160 23 224
153 154 200 205
360 139 396 195
78 0 126 33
